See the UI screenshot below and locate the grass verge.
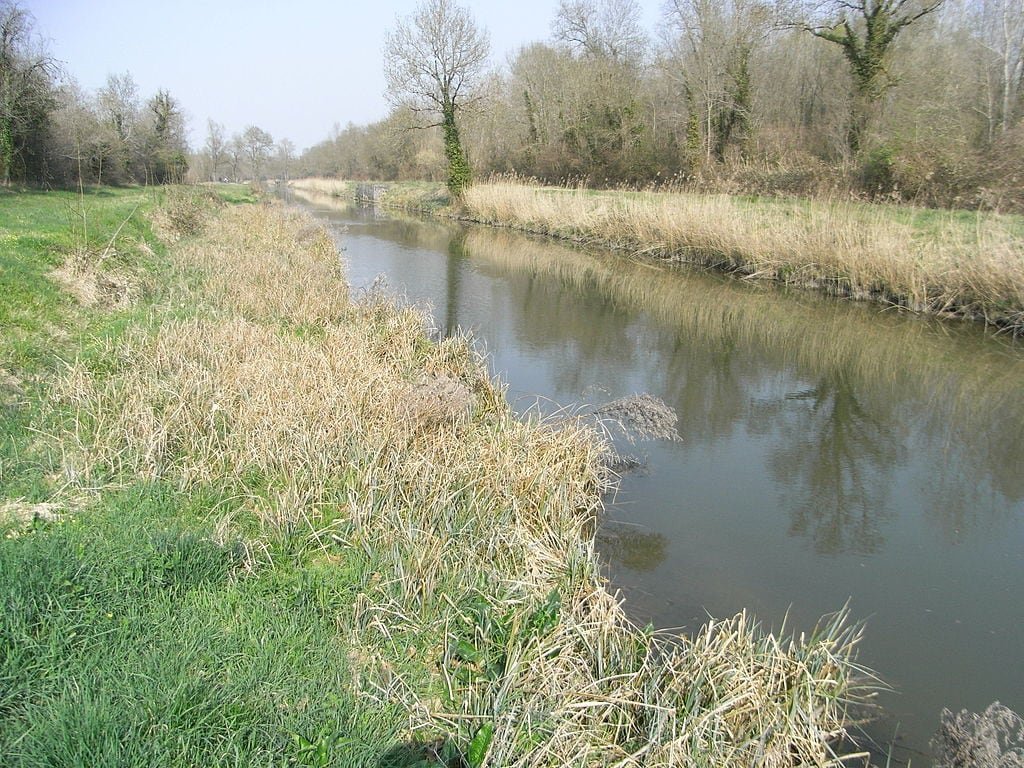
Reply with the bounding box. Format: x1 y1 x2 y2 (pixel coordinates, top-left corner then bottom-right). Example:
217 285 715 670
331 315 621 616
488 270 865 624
2 186 871 766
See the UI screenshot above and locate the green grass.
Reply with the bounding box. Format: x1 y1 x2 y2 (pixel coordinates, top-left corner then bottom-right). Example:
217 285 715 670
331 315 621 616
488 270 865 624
1 188 159 506
0 483 405 768
206 182 260 205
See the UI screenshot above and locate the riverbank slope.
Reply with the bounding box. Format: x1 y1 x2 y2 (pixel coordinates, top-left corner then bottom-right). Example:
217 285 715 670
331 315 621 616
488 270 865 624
2 186 866 766
289 176 1024 335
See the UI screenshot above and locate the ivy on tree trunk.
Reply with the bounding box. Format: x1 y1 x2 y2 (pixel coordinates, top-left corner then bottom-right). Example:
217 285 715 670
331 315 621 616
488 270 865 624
442 105 471 197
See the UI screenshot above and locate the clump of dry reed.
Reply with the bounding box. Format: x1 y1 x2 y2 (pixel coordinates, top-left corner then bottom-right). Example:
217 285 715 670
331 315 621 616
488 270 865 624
288 177 354 199
57 200 870 766
461 177 1024 334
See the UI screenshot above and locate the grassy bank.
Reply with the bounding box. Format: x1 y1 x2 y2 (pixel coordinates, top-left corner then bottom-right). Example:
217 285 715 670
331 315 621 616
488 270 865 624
291 176 1024 335
463 179 1024 334
3 186 869 766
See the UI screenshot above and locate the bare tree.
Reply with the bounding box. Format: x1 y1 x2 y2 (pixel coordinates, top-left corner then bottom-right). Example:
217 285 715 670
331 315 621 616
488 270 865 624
275 137 295 181
241 124 273 181
553 0 647 64
661 0 773 163
228 133 245 182
974 0 1024 134
799 0 945 152
204 118 226 181
384 0 490 195
97 71 140 182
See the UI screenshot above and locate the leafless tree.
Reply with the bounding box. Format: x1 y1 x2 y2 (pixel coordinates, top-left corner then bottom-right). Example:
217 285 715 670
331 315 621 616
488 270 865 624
384 0 489 195
241 124 273 181
204 119 226 181
661 0 774 163
973 0 1024 135
228 133 245 182
276 137 295 181
553 0 647 64
96 71 140 182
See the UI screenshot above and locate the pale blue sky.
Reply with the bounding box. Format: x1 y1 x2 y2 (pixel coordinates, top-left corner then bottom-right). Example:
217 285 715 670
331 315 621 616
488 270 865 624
27 0 665 151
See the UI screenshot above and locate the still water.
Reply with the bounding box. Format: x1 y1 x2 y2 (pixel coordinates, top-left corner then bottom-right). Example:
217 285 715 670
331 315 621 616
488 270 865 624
287 189 1024 763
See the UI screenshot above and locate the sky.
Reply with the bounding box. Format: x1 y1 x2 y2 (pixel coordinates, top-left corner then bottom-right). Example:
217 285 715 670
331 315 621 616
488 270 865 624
26 0 666 152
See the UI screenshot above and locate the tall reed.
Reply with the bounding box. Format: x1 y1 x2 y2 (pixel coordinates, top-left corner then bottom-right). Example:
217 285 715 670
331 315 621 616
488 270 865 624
460 177 1024 334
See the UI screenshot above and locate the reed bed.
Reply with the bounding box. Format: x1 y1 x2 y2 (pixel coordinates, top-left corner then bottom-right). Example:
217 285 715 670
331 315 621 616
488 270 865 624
290 177 449 211
460 178 1024 334
289 177 355 199
57 200 871 765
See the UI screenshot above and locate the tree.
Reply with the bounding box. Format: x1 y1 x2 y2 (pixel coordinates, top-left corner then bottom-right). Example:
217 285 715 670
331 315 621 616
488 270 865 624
553 0 647 64
275 137 295 181
974 0 1024 135
96 72 140 183
800 0 945 153
0 1 56 185
241 124 273 181
204 118 226 181
384 0 490 196
143 88 187 183
661 0 773 164
228 133 245 182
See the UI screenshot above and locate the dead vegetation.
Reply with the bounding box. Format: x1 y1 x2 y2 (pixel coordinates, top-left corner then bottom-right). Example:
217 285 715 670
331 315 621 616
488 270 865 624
50 250 137 310
932 702 1024 768
460 178 1024 335
594 393 681 442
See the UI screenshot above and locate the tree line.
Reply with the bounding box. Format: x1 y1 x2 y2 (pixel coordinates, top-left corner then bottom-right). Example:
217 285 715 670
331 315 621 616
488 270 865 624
290 0 1024 212
193 121 296 184
1 1 189 187
0 1 299 189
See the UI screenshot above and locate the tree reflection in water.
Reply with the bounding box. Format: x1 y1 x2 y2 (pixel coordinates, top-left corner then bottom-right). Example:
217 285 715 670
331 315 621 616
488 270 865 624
772 371 905 555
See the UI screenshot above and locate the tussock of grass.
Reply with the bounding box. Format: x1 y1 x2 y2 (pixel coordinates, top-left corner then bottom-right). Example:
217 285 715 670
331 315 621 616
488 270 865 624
460 177 1024 334
46 199 871 765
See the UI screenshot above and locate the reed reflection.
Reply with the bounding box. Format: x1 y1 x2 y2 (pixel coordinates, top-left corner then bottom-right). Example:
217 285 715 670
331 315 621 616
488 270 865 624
597 523 669 572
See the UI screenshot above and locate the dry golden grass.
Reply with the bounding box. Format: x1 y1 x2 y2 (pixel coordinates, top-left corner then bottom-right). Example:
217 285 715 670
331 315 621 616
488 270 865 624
289 177 354 198
56 200 871 766
461 178 1024 334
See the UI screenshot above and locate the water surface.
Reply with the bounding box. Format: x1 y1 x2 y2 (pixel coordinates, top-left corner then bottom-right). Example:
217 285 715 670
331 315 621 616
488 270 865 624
288 189 1024 763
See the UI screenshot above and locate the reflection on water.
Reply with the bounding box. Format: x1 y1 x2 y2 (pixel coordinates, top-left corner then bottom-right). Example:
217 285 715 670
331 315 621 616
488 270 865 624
288 188 1024 762
458 225 1024 532
774 372 904 555
597 523 669 572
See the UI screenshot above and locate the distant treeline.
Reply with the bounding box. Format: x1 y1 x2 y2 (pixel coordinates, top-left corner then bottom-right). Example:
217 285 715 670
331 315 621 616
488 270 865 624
1 2 188 187
291 0 1024 212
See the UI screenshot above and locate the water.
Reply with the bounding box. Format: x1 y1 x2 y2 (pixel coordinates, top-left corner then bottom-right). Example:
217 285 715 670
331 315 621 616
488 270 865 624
286 189 1024 764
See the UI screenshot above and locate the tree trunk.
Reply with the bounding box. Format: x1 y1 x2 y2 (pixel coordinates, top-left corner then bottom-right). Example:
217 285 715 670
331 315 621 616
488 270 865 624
442 103 471 197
